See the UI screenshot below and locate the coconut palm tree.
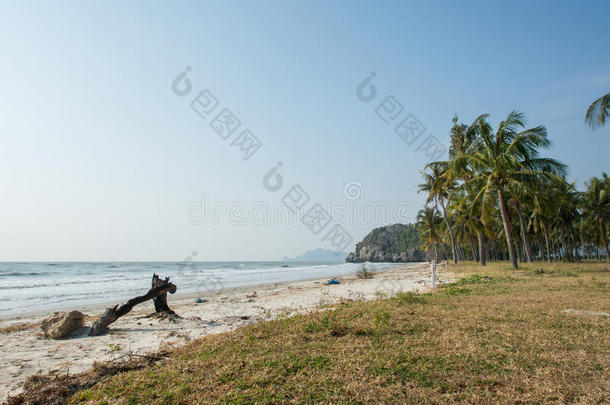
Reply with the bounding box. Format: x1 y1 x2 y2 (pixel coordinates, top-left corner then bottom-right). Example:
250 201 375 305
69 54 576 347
582 173 610 261
450 191 479 262
551 178 581 262
453 184 490 266
418 162 458 264
451 111 566 269
447 115 491 265
585 93 610 129
507 183 534 262
416 207 443 263
529 183 557 263
449 115 479 160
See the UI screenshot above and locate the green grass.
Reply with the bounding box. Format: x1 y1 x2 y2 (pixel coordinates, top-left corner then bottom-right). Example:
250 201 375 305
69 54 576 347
24 261 610 404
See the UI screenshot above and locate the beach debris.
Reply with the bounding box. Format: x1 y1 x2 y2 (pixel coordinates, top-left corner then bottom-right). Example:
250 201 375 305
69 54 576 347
327 279 341 285
195 297 207 303
89 275 178 336
7 351 170 405
41 311 85 339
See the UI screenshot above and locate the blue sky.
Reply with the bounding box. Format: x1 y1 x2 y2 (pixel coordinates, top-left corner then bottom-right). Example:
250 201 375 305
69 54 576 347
1 0 608 261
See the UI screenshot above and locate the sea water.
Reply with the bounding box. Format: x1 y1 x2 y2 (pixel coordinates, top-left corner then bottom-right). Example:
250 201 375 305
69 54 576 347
0 261 401 317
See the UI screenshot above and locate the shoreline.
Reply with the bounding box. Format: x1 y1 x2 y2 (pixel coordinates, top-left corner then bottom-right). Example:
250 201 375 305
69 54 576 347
0 262 404 321
0 262 409 322
0 262 448 400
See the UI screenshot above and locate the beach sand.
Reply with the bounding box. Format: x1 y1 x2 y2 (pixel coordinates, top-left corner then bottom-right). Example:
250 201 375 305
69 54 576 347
0 262 451 400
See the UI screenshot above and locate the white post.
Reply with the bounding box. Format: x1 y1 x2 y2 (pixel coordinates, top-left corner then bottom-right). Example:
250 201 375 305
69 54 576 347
431 260 436 288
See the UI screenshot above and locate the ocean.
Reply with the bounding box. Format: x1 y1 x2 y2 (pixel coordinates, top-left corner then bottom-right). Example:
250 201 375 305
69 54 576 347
0 261 400 317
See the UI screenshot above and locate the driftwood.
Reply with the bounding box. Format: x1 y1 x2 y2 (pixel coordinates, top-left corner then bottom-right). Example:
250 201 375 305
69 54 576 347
89 275 177 336
151 273 179 317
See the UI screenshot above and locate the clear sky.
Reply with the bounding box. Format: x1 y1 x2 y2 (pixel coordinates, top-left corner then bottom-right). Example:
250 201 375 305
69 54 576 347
1 0 609 261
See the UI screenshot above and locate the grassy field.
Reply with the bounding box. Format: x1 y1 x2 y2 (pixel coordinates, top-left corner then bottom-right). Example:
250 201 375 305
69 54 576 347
21 262 610 404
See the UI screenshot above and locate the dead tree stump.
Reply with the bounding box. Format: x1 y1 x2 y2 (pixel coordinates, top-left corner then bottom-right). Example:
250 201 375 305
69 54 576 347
89 276 177 336
152 273 179 317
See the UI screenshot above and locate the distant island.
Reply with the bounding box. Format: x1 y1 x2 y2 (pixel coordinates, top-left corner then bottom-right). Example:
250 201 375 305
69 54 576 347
283 248 348 262
345 223 426 263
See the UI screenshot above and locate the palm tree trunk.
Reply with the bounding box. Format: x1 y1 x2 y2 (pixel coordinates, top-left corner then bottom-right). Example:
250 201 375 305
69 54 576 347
477 231 486 266
572 236 580 262
556 237 564 260
467 233 478 262
560 229 572 262
432 243 439 263
516 207 533 262
542 222 552 263
439 198 458 264
601 221 609 262
497 188 518 269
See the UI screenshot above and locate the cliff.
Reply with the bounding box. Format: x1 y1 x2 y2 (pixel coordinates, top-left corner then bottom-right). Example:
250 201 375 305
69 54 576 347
345 223 425 263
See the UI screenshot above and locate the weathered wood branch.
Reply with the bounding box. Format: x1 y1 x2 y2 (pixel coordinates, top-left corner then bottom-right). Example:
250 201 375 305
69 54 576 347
89 277 177 336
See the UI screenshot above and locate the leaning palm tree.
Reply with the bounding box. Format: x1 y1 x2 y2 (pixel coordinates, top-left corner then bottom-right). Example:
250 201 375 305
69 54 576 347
585 93 610 129
418 162 458 264
416 206 443 263
451 111 566 269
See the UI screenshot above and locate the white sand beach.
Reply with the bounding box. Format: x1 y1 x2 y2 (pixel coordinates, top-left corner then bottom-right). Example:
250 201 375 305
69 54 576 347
0 263 450 400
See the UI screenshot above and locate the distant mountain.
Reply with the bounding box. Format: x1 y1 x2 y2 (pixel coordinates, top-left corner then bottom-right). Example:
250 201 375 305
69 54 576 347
345 223 425 263
283 248 348 262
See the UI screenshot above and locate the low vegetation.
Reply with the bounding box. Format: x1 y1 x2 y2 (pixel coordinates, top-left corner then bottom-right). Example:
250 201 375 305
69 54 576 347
12 261 607 404
356 266 374 279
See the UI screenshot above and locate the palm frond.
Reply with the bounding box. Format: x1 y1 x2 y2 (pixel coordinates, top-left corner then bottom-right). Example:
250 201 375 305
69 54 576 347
585 93 610 129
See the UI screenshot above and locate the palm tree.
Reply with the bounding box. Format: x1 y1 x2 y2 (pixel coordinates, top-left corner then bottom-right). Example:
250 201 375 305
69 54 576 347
418 162 458 264
451 111 566 269
551 178 581 262
449 115 478 160
454 184 490 266
585 93 610 129
416 207 443 263
450 192 479 263
507 183 534 262
582 173 610 261
529 183 557 263
447 115 488 265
